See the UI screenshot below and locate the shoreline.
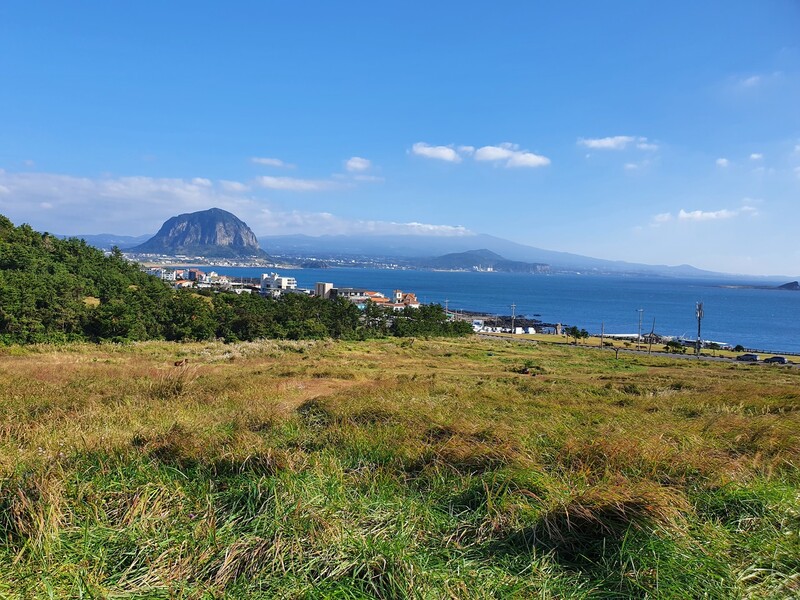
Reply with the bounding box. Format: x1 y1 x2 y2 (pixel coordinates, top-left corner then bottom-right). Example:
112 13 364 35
136 263 800 357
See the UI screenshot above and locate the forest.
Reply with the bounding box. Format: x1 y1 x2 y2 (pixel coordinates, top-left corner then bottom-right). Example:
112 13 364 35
0 215 471 344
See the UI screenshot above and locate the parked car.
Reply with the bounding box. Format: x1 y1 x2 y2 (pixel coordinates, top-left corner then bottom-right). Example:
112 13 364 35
736 353 759 362
764 356 789 364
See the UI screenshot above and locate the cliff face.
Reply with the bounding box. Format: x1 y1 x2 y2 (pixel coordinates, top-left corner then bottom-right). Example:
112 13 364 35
131 208 267 258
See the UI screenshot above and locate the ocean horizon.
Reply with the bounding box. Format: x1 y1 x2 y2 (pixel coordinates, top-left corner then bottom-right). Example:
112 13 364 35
184 266 800 355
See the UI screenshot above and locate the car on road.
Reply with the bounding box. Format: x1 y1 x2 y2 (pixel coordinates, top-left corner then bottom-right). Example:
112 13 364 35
736 353 759 362
764 356 789 364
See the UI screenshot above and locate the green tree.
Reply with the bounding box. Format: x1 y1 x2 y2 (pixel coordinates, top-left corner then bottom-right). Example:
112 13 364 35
565 325 589 344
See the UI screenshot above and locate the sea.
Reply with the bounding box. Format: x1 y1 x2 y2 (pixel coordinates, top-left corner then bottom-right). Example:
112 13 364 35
190 267 800 355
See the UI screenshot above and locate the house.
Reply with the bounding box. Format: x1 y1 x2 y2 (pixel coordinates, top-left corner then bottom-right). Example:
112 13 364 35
386 290 420 310
330 288 385 303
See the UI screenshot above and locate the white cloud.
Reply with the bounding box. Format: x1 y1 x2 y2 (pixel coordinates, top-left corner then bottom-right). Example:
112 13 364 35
255 176 338 192
250 209 474 237
750 153 763 160
219 180 249 193
386 222 472 236
677 205 759 221
578 136 657 152
578 136 636 150
679 209 736 221
651 212 673 226
345 156 371 172
411 141 550 168
411 142 462 162
474 144 515 161
794 166 800 178
474 143 550 168
506 152 550 168
716 158 729 168
740 75 761 88
624 163 639 171
0 170 255 234
636 141 659 151
0 168 463 239
651 203 759 226
251 157 294 168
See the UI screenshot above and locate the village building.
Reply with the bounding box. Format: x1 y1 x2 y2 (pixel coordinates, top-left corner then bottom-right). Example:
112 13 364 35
260 272 298 297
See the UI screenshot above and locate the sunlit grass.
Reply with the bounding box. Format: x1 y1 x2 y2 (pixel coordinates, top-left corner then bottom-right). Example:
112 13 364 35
0 337 798 597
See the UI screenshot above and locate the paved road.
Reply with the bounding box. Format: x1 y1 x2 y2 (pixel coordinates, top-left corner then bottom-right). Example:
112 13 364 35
476 333 800 369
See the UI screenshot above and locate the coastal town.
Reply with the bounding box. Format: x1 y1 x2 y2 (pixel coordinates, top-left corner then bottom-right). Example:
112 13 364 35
144 266 423 310
141 266 730 350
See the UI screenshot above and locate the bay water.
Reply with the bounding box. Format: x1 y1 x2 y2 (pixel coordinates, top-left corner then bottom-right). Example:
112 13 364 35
195 267 800 354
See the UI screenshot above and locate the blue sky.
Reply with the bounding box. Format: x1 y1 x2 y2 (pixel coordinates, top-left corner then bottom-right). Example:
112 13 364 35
1 2 798 275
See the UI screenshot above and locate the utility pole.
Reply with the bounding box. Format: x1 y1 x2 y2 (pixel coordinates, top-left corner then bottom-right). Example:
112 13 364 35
444 298 449 319
695 302 704 357
511 303 516 335
637 308 644 349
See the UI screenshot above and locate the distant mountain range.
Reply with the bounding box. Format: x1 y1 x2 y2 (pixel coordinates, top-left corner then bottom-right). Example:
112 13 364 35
259 232 760 279
57 208 796 280
61 233 152 249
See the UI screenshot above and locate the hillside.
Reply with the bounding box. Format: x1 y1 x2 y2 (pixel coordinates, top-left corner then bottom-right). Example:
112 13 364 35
0 214 174 343
417 248 549 273
131 208 268 258
1 337 797 597
0 214 466 344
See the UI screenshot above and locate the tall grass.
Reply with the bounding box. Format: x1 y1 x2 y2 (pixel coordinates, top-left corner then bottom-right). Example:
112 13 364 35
0 338 798 597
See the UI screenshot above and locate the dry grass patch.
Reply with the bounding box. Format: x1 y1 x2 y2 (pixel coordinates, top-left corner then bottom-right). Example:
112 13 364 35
0 337 799 597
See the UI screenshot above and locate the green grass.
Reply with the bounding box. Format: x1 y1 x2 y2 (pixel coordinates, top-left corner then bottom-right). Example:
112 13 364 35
0 337 798 598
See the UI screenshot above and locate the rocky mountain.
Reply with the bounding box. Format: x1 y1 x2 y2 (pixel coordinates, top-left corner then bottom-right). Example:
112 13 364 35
777 281 800 291
416 249 549 273
130 208 267 258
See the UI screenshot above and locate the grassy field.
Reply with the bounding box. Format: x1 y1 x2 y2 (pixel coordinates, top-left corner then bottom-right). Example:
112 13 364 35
0 336 798 598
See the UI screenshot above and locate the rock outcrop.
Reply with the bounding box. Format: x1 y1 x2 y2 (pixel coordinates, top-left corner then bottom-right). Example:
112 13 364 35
130 208 267 258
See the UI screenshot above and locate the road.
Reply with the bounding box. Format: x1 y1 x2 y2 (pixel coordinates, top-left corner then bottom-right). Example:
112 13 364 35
476 333 800 369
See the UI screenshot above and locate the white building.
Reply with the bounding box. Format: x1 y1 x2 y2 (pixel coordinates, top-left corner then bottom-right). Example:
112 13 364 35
260 272 298 297
146 267 177 281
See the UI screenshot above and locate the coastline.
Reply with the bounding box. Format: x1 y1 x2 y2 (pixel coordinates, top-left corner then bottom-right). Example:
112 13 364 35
136 263 800 356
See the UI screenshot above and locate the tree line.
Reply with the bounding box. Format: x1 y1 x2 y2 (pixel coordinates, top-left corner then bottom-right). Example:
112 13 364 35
0 216 471 344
